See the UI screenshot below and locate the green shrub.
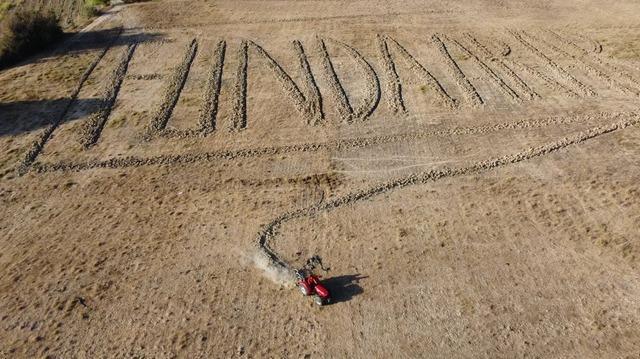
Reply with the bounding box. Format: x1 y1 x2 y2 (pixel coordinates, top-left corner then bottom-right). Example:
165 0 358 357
82 0 109 17
0 9 63 68
81 4 99 17
0 2 16 21
87 0 109 5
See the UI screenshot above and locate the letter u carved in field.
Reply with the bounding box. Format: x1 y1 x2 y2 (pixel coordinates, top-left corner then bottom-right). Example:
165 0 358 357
229 40 323 130
317 37 381 124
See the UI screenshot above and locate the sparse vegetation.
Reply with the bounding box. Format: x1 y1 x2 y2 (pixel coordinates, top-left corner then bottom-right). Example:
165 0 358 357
0 1 97 29
0 9 63 68
0 2 16 22
83 0 109 18
108 115 127 128
0 0 114 69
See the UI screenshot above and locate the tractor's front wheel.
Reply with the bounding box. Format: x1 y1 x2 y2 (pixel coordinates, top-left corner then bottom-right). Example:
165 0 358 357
313 295 324 306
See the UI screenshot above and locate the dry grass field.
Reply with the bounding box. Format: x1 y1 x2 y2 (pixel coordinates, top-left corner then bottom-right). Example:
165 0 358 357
1 0 640 357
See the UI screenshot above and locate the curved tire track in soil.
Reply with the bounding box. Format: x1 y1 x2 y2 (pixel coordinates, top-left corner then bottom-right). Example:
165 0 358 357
17 28 123 175
255 114 640 274
575 33 603 54
30 111 623 173
326 38 381 122
317 37 382 123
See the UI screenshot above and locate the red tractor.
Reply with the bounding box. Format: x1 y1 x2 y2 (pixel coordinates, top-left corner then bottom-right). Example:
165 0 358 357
295 255 331 306
296 270 331 306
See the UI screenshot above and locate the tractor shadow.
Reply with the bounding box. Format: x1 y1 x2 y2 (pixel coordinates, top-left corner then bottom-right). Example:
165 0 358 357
323 274 367 304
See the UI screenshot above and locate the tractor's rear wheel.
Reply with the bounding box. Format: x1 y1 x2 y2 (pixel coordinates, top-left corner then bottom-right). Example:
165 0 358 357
299 283 310 296
313 295 324 306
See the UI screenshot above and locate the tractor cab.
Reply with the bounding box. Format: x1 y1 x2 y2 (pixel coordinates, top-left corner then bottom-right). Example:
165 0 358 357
295 256 331 306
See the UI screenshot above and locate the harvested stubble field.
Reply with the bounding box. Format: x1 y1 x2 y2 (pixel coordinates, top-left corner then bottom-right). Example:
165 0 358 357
1 0 640 357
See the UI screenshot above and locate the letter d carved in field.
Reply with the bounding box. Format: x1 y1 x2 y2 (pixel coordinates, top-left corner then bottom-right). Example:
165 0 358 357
316 37 381 124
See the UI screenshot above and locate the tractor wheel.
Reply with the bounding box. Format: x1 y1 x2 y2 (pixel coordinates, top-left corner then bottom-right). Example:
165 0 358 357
313 295 324 306
298 283 311 296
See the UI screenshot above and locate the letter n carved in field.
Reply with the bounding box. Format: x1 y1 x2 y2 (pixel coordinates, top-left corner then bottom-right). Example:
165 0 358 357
228 40 324 130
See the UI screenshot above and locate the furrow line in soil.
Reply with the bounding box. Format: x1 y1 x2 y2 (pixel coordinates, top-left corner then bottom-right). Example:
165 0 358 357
293 40 324 125
326 38 381 121
509 30 596 97
443 34 521 103
146 38 198 135
249 40 320 125
80 44 138 148
17 27 123 175
503 57 579 98
524 31 638 96
317 38 354 123
197 40 226 132
462 33 539 100
432 34 483 107
383 35 457 109
31 111 632 173
547 30 640 93
376 34 406 114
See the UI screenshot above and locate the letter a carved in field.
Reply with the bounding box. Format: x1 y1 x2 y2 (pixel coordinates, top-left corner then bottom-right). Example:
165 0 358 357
377 34 457 111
